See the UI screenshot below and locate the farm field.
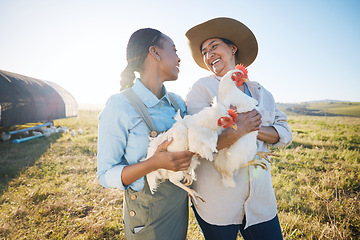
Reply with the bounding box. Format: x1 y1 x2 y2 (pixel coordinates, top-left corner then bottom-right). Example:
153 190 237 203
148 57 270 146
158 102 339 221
278 101 360 117
0 110 359 239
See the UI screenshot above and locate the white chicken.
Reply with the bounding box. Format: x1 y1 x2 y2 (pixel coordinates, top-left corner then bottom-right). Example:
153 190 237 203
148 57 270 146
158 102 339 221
186 99 237 162
214 64 278 187
146 100 237 206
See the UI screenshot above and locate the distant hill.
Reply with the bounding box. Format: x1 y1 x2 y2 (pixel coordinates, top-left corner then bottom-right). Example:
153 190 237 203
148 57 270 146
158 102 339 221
277 101 360 117
301 99 342 103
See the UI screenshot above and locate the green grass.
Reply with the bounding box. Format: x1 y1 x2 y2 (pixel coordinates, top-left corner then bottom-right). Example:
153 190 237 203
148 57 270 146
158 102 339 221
273 116 360 239
0 111 359 239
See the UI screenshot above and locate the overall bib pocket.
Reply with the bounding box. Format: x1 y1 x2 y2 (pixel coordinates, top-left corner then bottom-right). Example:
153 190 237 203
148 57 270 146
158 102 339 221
123 180 188 240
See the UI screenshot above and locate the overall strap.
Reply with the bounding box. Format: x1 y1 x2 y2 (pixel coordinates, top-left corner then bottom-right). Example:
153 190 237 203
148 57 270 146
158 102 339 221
168 93 185 118
122 88 185 137
122 88 158 137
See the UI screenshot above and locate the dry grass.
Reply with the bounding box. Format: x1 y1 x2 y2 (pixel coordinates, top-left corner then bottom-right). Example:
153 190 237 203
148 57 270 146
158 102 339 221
0 112 359 239
273 116 360 239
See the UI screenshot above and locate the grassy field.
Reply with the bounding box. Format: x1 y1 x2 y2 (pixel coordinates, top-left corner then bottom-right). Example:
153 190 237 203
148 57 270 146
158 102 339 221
278 101 360 117
306 102 360 117
0 110 359 239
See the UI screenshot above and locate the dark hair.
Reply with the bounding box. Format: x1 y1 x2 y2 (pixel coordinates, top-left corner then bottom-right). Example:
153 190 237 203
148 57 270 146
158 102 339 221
120 28 164 91
220 38 239 65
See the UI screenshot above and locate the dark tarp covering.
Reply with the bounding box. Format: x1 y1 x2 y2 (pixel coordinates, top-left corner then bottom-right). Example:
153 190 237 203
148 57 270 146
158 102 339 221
0 70 77 128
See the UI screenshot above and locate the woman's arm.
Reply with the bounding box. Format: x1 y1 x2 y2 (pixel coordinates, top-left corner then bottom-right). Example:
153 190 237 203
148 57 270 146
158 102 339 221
269 106 293 147
217 111 281 149
121 138 193 186
257 126 280 144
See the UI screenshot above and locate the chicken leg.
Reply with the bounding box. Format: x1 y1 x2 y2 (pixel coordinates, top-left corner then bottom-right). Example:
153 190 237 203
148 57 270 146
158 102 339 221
238 152 280 171
171 181 205 207
256 151 280 163
238 159 268 170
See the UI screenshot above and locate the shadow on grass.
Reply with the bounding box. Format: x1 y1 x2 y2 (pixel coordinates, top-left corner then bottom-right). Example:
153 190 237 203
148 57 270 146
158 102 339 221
286 141 314 149
286 141 359 151
0 134 61 194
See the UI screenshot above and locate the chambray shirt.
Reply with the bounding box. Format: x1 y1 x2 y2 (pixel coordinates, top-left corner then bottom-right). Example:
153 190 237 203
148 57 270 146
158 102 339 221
97 79 186 192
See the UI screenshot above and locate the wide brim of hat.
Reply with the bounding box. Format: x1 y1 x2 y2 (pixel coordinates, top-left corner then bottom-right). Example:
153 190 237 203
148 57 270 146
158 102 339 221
185 17 258 70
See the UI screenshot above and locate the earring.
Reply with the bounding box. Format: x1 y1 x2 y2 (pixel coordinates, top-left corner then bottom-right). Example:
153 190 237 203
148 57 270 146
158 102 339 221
157 56 160 61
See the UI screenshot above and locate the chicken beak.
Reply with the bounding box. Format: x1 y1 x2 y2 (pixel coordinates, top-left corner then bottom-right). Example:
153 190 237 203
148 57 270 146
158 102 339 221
231 124 238 130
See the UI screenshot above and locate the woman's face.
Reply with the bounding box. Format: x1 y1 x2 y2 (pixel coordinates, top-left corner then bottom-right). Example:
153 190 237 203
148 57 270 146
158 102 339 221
157 35 181 81
201 38 237 77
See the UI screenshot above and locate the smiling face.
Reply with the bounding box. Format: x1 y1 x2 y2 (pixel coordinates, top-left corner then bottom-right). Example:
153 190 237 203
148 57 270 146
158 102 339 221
157 34 181 81
201 38 237 77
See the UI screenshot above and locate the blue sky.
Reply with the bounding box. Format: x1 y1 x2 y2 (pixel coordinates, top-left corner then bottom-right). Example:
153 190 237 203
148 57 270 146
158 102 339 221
1 0 359 104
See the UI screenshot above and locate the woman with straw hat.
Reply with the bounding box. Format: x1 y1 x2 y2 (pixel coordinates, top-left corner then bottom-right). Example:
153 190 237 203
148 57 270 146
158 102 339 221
185 17 293 239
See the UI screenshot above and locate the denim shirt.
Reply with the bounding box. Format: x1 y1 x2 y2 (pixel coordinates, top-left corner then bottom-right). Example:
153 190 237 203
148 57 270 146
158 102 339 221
97 79 186 192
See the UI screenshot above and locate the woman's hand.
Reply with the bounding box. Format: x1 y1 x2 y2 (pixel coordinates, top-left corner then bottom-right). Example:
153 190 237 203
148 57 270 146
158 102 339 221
236 109 262 135
149 138 194 172
121 138 193 186
217 109 262 150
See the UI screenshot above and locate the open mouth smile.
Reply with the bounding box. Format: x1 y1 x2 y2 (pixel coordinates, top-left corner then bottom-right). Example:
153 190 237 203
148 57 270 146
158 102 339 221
211 59 220 66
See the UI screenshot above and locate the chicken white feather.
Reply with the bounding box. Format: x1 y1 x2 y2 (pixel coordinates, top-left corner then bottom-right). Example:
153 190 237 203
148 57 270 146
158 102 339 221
186 99 234 162
214 66 273 187
146 112 193 194
145 100 237 206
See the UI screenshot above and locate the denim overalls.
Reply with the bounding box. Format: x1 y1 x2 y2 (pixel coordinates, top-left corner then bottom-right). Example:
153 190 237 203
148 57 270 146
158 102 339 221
122 88 188 240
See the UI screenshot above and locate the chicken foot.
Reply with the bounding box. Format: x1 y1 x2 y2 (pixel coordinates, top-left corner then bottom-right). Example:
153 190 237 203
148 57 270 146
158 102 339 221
171 181 205 207
256 151 280 163
238 152 280 171
182 173 193 186
238 159 268 170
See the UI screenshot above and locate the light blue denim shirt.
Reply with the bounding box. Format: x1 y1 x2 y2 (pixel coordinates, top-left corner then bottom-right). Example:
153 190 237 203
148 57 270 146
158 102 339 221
97 79 186 192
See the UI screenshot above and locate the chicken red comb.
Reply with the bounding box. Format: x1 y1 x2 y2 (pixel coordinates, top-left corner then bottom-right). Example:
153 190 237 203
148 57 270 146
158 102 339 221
235 64 248 77
227 109 238 122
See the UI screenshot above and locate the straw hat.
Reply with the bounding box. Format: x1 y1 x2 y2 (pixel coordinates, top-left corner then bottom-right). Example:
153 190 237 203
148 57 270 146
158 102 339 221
185 17 258 70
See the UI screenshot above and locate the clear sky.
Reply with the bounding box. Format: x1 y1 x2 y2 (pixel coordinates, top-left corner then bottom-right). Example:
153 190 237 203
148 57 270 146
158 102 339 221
1 0 359 104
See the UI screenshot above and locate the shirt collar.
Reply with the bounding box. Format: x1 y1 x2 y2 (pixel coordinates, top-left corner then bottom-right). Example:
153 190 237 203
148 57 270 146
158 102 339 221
132 78 171 108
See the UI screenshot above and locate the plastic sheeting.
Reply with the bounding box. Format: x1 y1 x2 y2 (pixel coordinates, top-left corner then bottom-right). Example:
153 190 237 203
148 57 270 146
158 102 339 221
0 70 77 127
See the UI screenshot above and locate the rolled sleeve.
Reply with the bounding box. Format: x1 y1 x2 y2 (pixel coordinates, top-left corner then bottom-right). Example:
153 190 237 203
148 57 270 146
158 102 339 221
270 107 293 148
99 165 124 189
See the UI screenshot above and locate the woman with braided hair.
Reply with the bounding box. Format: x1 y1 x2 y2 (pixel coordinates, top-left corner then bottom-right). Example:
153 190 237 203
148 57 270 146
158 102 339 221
97 28 193 240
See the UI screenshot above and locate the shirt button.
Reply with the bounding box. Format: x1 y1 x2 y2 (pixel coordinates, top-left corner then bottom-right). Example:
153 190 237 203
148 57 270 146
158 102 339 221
129 210 136 217
130 194 137 200
159 104 162 108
